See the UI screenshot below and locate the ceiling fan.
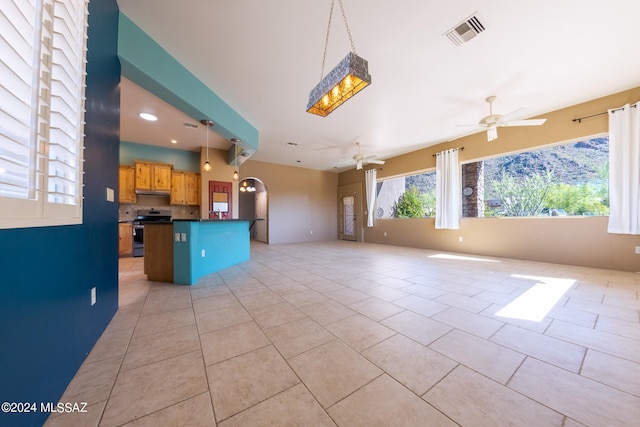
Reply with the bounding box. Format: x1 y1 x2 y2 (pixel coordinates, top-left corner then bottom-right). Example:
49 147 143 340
353 142 385 170
462 95 547 141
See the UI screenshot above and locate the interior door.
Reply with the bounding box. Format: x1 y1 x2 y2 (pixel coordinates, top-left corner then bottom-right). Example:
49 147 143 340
341 195 356 241
209 181 232 219
255 191 268 243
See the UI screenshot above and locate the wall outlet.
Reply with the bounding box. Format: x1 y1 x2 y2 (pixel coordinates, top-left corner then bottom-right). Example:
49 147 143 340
201 249 206 257
635 246 640 254
458 236 464 242
383 232 387 237
90 287 96 306
310 230 313 235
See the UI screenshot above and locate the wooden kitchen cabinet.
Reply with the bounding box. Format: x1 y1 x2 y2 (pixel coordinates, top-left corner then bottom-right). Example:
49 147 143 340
118 165 136 203
170 171 200 205
134 162 151 190
185 172 200 205
154 163 172 192
170 171 185 204
118 222 133 257
134 161 172 193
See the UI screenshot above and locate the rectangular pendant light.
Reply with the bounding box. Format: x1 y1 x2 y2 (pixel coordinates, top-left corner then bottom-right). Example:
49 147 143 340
306 52 371 117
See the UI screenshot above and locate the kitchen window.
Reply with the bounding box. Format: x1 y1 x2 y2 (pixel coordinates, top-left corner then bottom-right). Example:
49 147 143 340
0 0 89 229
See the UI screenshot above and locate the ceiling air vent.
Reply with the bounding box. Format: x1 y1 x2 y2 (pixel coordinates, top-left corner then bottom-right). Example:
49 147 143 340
444 13 486 46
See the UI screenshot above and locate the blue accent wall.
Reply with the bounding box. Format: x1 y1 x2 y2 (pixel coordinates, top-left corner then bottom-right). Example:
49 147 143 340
120 141 200 172
173 221 250 285
0 1 120 426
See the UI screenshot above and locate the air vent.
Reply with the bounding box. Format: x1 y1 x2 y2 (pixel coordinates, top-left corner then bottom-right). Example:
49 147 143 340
444 13 486 46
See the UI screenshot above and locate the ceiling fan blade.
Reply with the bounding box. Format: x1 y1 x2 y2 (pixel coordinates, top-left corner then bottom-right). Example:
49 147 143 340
456 123 483 128
499 107 527 122
501 118 547 127
367 159 385 165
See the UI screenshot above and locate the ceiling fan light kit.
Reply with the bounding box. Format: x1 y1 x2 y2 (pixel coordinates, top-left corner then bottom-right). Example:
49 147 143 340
307 0 371 117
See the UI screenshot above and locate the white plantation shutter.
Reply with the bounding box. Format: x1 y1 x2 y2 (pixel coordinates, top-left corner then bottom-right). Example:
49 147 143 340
0 0 38 200
0 0 88 228
48 0 87 205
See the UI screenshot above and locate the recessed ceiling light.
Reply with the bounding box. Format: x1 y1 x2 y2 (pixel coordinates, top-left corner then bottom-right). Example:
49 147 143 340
170 139 177 144
139 112 158 121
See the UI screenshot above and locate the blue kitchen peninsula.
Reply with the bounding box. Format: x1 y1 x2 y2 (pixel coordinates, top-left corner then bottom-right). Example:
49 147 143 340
170 219 250 285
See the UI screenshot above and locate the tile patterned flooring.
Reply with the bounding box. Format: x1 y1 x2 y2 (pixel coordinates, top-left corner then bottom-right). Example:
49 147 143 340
45 241 640 426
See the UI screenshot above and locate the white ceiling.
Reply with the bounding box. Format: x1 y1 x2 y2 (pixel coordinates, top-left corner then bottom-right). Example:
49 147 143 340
116 0 640 172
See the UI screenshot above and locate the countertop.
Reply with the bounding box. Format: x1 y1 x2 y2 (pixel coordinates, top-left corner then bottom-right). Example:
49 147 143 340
172 218 263 222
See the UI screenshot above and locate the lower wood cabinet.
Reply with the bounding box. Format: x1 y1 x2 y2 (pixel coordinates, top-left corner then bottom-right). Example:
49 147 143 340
118 223 133 257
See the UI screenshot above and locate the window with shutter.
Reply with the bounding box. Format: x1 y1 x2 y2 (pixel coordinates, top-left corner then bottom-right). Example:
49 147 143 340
0 0 88 228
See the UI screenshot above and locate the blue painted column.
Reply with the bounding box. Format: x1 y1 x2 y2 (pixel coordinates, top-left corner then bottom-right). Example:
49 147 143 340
173 220 250 285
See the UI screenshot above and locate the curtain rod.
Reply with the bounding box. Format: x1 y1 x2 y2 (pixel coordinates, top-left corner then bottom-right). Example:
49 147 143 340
573 104 637 123
432 147 464 157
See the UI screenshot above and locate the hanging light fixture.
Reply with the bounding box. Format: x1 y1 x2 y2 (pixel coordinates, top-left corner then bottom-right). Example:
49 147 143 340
307 0 371 117
240 180 256 192
200 119 213 172
231 138 241 180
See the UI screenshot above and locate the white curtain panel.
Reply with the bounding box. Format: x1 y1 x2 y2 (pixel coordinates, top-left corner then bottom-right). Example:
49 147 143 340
365 168 377 227
435 149 460 229
608 102 640 234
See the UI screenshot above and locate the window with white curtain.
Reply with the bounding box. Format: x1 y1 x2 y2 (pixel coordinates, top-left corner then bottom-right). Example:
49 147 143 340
0 0 88 229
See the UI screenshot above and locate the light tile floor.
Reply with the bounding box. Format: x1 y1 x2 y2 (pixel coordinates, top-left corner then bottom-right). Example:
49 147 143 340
45 241 640 426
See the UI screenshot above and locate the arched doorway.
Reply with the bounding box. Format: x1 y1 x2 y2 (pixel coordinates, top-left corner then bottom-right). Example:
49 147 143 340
238 177 268 243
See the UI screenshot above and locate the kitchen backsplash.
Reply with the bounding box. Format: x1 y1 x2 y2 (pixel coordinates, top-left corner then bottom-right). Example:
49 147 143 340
119 195 200 221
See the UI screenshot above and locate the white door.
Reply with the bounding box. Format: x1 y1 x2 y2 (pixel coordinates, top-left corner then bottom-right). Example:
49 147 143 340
341 195 356 241
255 191 268 243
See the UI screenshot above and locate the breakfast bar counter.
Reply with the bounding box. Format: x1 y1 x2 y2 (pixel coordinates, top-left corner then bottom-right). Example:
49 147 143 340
144 219 251 285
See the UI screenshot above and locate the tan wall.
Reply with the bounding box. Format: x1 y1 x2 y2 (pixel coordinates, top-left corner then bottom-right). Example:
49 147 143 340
340 86 640 272
240 160 338 244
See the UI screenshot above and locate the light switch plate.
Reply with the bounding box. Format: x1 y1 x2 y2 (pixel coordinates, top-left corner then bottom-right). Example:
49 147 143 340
175 233 180 242
181 233 187 242
106 187 114 202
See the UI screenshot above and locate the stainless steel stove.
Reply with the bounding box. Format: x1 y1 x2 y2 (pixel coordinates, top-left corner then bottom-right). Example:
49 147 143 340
132 209 172 257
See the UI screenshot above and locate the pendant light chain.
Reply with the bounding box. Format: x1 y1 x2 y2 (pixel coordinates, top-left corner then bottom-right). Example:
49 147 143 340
319 0 357 82
319 0 335 82
338 0 357 55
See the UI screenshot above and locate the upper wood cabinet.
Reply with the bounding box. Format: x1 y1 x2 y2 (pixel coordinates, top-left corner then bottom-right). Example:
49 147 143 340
171 171 200 206
118 165 136 204
134 161 172 193
184 172 200 205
